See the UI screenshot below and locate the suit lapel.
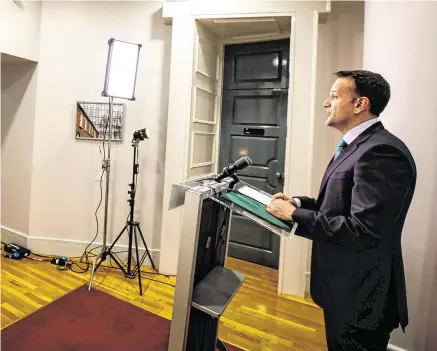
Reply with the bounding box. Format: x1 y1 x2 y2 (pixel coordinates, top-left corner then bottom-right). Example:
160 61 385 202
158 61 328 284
319 122 385 194
319 143 359 193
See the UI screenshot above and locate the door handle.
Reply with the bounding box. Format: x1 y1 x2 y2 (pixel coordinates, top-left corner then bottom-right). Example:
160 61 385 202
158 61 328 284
267 160 283 187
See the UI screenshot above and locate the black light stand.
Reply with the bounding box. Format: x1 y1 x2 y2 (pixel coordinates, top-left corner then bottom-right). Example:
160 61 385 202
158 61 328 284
89 129 155 295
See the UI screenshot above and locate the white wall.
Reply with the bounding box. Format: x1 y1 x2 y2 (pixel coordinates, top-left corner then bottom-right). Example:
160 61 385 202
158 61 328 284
312 1 364 197
0 0 41 62
26 1 171 262
306 1 364 277
363 2 437 350
1 61 38 241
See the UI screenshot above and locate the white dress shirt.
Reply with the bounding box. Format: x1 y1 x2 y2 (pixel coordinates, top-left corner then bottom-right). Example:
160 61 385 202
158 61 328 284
343 118 379 145
292 118 380 208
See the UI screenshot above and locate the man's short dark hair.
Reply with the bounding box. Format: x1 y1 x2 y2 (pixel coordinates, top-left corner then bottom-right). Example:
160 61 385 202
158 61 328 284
334 70 391 117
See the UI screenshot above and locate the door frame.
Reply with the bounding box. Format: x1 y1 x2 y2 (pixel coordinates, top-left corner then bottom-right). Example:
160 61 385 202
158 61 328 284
159 1 331 298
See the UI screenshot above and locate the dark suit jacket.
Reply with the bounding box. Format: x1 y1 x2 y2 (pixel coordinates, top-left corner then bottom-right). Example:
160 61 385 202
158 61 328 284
292 122 416 332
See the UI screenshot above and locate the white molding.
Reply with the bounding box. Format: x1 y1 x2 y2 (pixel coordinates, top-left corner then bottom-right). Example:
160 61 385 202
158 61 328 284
387 344 408 351
213 45 225 175
192 85 218 125
1 225 160 268
163 1 331 21
196 70 219 82
196 85 216 97
190 161 214 169
197 69 214 82
195 36 218 81
221 32 291 45
1 225 28 247
190 131 216 169
192 131 216 135
198 35 214 47
193 119 216 126
279 8 319 297
231 31 282 41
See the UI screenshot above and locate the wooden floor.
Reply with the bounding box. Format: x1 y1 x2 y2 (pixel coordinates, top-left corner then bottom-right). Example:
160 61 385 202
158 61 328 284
1 255 327 351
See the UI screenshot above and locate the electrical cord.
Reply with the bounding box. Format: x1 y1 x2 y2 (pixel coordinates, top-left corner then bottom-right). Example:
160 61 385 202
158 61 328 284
70 117 111 274
67 167 105 274
1 246 175 288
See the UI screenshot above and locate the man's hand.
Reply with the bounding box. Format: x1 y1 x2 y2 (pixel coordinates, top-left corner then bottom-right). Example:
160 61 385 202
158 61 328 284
266 199 296 221
271 192 297 206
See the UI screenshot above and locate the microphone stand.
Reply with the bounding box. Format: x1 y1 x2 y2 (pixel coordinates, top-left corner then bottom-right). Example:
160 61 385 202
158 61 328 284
228 174 240 189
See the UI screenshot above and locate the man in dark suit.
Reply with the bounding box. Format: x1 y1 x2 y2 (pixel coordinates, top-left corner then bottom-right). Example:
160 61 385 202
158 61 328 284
266 70 417 350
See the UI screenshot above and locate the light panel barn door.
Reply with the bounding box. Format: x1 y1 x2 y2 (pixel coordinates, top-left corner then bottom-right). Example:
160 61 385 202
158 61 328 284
187 23 221 179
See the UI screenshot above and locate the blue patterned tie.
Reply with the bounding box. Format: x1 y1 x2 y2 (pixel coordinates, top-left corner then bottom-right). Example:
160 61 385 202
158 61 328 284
334 139 347 160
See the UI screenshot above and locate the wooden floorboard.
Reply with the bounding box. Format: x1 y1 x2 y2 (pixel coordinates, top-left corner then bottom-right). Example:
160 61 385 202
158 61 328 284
1 255 327 350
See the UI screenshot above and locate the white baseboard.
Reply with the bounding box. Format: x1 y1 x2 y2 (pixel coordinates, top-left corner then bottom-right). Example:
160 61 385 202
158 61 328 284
388 344 408 351
1 225 160 268
1 225 28 247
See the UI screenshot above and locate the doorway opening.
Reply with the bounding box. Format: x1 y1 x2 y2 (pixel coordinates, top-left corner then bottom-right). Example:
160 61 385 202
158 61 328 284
188 17 292 269
220 39 289 269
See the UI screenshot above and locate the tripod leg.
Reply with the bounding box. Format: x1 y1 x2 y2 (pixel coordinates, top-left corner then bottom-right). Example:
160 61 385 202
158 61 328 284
137 225 156 271
88 225 128 291
88 254 101 291
107 225 128 253
133 225 142 296
88 247 110 291
108 252 127 274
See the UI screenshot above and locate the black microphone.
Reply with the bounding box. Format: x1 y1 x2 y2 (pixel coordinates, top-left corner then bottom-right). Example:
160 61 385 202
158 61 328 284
214 156 252 182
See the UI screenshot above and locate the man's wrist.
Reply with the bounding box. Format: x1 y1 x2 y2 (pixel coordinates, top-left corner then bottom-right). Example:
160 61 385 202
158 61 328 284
292 197 301 208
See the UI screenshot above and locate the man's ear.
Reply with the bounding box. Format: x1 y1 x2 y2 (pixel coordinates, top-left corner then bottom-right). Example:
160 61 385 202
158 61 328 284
354 97 370 114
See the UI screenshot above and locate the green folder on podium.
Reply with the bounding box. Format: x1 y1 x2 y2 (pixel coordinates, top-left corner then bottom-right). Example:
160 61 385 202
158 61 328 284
220 191 293 232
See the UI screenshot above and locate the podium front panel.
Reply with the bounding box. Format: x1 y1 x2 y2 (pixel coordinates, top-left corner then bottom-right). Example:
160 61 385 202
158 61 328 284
168 174 297 350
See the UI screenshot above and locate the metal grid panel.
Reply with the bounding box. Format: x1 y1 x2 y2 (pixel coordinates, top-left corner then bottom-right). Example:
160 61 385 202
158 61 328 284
77 101 125 140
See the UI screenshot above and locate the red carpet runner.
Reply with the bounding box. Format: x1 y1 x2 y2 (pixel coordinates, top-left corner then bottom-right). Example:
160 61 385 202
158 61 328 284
1 285 243 351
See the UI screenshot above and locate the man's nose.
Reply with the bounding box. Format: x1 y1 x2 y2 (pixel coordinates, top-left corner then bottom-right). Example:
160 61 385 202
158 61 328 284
323 99 330 108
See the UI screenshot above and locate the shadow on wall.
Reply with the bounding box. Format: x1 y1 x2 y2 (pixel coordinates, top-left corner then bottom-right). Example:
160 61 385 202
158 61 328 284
1 62 37 146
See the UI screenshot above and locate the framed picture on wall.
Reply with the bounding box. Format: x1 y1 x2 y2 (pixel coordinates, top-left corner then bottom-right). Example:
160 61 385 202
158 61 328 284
75 101 125 142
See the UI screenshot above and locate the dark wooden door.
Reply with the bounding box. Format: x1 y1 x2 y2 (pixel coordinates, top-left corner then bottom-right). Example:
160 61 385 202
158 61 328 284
219 39 289 269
